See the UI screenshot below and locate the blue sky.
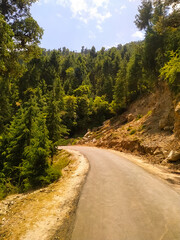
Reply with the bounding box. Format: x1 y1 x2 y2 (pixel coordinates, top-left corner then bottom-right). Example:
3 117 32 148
31 0 144 52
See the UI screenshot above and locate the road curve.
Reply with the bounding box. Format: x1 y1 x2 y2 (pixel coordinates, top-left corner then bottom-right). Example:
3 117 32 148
61 146 180 240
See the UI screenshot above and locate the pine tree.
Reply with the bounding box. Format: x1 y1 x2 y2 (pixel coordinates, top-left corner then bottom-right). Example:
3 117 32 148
1 91 51 191
46 89 68 164
21 100 51 190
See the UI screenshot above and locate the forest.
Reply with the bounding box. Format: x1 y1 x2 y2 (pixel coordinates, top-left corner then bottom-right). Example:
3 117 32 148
0 0 180 197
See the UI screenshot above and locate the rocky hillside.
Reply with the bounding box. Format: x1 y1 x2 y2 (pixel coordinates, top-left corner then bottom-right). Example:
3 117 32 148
80 83 180 170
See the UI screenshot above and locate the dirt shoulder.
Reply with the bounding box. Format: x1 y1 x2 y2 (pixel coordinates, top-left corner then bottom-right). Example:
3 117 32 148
0 149 89 240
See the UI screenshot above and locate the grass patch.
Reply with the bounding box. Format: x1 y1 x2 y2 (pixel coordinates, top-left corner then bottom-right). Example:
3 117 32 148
136 114 143 120
58 138 81 146
138 124 146 132
147 110 152 116
129 129 136 135
0 181 19 200
52 150 71 172
45 150 71 184
95 135 102 140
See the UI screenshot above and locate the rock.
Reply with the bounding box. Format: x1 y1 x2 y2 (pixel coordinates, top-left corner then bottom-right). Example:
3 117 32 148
164 126 173 131
159 119 166 130
174 102 180 138
166 150 180 162
127 114 134 122
83 137 88 141
159 107 174 130
92 138 97 143
84 131 90 137
153 148 164 156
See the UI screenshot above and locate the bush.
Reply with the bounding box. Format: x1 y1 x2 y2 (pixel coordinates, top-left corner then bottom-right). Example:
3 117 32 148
0 179 19 199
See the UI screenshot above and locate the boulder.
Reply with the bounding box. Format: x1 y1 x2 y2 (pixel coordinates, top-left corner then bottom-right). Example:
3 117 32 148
164 126 173 131
127 114 134 122
159 106 174 130
159 119 166 130
166 150 180 162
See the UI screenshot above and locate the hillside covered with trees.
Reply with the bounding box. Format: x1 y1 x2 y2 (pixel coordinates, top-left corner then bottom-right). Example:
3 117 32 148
0 0 180 197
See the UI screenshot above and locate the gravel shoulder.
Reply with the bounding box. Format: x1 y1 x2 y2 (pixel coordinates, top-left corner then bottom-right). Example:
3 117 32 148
0 149 89 240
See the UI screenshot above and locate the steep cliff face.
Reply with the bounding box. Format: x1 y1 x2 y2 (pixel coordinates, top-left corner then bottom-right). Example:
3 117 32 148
80 83 180 170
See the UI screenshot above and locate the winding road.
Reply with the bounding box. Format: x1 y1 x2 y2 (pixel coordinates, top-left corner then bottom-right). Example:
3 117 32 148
62 146 180 240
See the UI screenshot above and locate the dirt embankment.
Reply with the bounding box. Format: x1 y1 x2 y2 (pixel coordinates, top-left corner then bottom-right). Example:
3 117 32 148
80 83 180 173
0 150 89 240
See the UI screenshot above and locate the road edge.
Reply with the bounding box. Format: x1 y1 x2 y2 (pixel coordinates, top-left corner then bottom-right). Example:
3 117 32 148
51 148 90 240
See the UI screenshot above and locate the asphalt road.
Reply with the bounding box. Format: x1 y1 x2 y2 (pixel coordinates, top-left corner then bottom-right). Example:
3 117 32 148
62 146 180 240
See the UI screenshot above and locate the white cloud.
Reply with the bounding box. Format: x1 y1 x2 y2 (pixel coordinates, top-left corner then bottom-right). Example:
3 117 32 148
132 31 144 40
56 0 111 26
96 24 103 32
104 43 118 49
115 4 127 14
120 4 127 10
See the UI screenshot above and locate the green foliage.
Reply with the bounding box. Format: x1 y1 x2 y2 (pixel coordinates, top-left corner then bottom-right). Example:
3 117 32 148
76 96 90 129
0 14 14 71
63 95 78 133
112 61 127 114
1 0 43 55
0 94 51 190
0 14 20 133
73 85 91 97
135 0 153 31
127 52 143 100
46 90 68 162
160 50 180 91
0 179 19 200
91 96 111 126
136 114 143 120
42 150 70 185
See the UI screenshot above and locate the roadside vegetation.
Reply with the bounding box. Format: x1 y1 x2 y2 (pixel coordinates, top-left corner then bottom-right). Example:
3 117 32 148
0 0 180 197
0 149 70 200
